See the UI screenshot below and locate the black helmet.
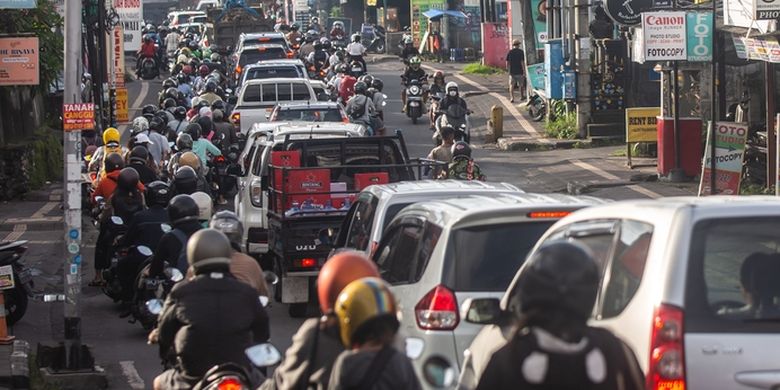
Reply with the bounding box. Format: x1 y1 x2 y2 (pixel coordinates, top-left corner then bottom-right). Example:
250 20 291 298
291 23 300 31
197 116 213 134
176 72 189 85
354 81 368 95
117 167 140 191
211 100 226 112
185 123 202 141
141 104 158 118
145 180 171 207
371 78 384 91
163 97 177 109
149 116 166 132
210 210 243 246
510 241 600 322
360 74 374 86
165 87 179 100
104 152 125 173
176 133 193 150
187 229 232 272
173 106 187 120
162 78 177 89
154 110 170 125
167 194 199 225
173 166 198 195
205 80 217 93
129 145 149 165
451 141 472 160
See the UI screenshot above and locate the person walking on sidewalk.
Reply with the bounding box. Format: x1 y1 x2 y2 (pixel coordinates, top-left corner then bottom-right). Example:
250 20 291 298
506 39 527 103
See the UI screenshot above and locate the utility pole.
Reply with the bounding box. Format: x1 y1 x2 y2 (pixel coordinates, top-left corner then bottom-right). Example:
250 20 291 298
574 0 590 138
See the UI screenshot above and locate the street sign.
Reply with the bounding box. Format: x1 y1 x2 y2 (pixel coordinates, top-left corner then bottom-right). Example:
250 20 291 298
755 0 780 19
641 12 687 61
63 103 95 131
699 122 749 196
0 37 39 86
116 88 128 123
626 107 660 142
604 0 651 25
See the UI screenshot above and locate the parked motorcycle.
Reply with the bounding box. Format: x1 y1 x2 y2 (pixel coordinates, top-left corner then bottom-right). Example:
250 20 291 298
0 240 35 326
403 76 427 124
527 90 547 122
363 25 386 54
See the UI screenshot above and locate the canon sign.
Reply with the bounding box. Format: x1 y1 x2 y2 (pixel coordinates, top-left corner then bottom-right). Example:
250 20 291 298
645 15 685 25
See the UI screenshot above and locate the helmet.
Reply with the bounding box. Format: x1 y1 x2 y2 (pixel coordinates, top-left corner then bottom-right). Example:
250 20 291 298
132 117 149 135
185 123 202 141
145 180 171 207
162 78 177 89
446 81 459 96
129 145 149 165
334 277 399 348
409 56 421 69
451 141 472 160
173 106 187 120
403 36 413 44
176 72 189 84
82 72 92 83
359 74 374 86
317 251 379 314
179 151 201 171
186 229 232 271
210 53 220 62
352 33 360 43
371 78 383 92
104 152 125 173
291 23 300 31
117 167 140 191
314 42 323 50
336 64 347 74
173 166 198 195
167 193 199 225
177 54 189 65
176 133 193 150
433 70 444 81
182 64 193 75
103 127 120 144
210 210 243 245
149 116 166 132
212 109 224 122
165 87 179 100
191 191 212 222
311 16 319 24
354 81 368 95
199 64 210 77
205 80 217 93
211 100 226 112
143 35 152 43
188 40 199 50
163 97 177 110
197 116 213 134
509 241 599 322
142 104 158 117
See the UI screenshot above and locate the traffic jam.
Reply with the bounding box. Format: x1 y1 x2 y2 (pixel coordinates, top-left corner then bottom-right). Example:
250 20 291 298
75 2 780 389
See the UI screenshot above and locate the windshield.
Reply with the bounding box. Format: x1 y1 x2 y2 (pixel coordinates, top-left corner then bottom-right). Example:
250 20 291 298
444 221 556 292
239 48 287 66
244 66 301 82
272 108 343 122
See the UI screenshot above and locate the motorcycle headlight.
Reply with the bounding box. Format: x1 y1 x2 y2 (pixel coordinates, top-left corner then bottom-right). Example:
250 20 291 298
410 86 420 94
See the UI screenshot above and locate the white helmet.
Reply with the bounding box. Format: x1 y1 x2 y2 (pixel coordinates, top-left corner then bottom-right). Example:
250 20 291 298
446 81 459 96
191 192 213 222
132 117 149 134
403 36 413 44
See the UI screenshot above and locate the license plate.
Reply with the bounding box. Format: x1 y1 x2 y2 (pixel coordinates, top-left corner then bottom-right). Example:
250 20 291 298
17 269 32 285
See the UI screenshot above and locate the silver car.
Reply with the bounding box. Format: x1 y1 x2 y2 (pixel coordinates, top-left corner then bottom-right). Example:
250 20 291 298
372 193 607 389
459 196 780 390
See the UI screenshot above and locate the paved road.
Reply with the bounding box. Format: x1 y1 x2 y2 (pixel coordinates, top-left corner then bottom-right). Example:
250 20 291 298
5 59 694 389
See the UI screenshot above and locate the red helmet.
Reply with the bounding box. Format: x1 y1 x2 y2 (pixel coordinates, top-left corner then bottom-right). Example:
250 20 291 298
317 251 379 314
182 65 193 75
199 64 210 77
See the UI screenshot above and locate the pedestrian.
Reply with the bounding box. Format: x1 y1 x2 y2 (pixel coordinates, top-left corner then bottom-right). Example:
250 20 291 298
474 241 644 390
506 39 527 103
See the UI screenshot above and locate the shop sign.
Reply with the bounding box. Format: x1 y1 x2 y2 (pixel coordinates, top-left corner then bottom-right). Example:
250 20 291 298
626 107 660 143
63 103 95 132
724 0 774 33
481 23 509 68
605 0 651 25
641 12 687 61
686 12 712 61
734 36 780 62
527 63 546 90
0 0 35 8
114 0 143 52
699 122 749 196
755 0 780 19
116 88 128 123
0 37 39 86
113 26 125 87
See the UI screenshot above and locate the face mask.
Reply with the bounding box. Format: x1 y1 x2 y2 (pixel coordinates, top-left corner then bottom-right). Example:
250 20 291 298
449 90 457 97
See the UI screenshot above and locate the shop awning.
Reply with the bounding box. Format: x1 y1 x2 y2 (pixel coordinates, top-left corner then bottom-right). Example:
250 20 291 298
422 9 468 20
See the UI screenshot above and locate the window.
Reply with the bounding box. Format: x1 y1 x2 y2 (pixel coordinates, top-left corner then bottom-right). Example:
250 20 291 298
261 84 276 102
344 195 379 251
277 83 292 101
292 83 311 100
599 220 653 318
245 67 300 81
686 217 780 332
274 108 343 122
243 85 262 102
382 202 413 231
373 221 442 285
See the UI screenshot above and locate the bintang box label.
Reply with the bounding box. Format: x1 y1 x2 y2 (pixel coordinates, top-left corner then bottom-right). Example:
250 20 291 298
626 107 660 142
63 103 95 131
699 122 749 196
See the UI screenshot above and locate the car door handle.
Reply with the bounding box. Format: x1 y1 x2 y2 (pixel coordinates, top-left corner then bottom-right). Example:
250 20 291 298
734 370 780 389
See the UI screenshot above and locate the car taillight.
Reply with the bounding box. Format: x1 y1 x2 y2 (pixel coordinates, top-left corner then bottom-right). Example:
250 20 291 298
215 155 226 163
527 211 572 219
295 258 317 268
231 111 241 126
414 284 459 330
250 179 263 207
648 304 686 390
216 376 245 390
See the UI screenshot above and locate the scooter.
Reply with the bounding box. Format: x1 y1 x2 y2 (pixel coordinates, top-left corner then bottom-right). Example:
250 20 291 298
363 25 386 54
433 105 472 145
527 90 547 122
348 60 366 77
131 262 184 330
0 240 34 326
403 75 427 124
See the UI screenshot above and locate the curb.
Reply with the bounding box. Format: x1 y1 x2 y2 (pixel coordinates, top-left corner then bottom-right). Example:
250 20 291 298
497 137 592 151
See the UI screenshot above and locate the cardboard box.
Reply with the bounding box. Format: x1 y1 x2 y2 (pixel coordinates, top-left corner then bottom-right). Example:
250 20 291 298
355 172 389 190
285 169 331 210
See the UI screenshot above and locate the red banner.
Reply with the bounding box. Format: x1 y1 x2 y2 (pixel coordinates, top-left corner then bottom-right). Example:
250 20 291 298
63 103 95 132
481 23 509 68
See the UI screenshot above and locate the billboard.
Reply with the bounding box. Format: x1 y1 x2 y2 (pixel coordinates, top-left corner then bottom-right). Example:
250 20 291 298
641 12 687 61
0 37 39 86
114 0 143 52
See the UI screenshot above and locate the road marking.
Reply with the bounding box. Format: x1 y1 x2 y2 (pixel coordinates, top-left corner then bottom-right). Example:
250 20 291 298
31 202 58 219
570 159 663 199
120 81 151 136
4 216 62 223
2 224 27 242
120 361 145 390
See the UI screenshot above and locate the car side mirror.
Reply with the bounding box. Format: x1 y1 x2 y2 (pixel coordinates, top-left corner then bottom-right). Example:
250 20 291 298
317 227 336 246
265 113 271 120
462 297 502 325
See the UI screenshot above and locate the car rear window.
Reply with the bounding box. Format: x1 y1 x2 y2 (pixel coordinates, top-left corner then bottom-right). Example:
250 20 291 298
244 67 301 81
273 108 343 122
239 48 287 66
687 217 780 332
444 221 556 292
242 83 311 103
244 37 288 48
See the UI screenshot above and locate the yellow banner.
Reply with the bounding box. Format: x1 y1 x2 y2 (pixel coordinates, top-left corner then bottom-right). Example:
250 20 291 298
626 107 660 143
116 87 129 123
367 0 376 6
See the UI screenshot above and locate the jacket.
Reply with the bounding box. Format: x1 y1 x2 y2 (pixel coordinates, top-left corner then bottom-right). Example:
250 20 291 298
186 250 269 296
447 158 485 181
149 220 202 276
328 346 421 390
92 170 121 203
261 318 344 390
157 271 270 379
117 205 169 250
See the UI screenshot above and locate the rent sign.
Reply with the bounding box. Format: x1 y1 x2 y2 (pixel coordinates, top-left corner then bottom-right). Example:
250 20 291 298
698 122 749 196
642 12 687 61
626 107 660 143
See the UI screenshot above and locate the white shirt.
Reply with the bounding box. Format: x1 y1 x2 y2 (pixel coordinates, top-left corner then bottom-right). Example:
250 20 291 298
346 42 366 56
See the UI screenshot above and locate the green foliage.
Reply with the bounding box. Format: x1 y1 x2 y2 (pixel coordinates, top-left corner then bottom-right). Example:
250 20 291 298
462 62 504 75
740 183 774 195
329 6 342 17
545 111 578 140
0 0 64 91
28 128 62 189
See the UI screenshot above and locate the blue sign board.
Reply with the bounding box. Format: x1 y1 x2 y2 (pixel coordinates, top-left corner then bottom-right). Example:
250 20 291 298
0 0 36 8
686 12 713 62
544 39 563 99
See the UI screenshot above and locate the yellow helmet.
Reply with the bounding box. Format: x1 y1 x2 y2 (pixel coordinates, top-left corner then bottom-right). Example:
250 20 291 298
103 127 120 144
334 277 399 348
179 151 201 170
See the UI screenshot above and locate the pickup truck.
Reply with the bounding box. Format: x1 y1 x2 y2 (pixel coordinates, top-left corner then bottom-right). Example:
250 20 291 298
230 78 318 134
264 131 444 317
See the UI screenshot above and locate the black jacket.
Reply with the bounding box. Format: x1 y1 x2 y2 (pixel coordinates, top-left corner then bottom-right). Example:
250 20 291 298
157 271 270 379
128 162 159 185
149 220 202 276
118 206 169 250
213 122 238 151
402 68 426 85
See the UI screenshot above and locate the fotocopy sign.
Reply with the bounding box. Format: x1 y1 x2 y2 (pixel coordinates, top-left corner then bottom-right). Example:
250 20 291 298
755 0 780 19
699 122 749 195
642 12 686 61
686 12 712 61
114 0 143 52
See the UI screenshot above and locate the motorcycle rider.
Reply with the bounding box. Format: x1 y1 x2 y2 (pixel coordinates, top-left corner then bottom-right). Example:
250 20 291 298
191 191 212 228
88 127 126 177
346 33 367 74
328 277 421 390
164 27 180 59
330 21 345 43
174 152 212 195
148 194 201 277
309 16 324 34
261 252 379 390
168 133 193 177
136 35 158 77
398 36 417 62
428 71 446 128
127 146 159 185
338 67 357 104
299 34 316 61
446 141 485 181
474 241 644 390
438 81 468 114
400 56 426 113
193 65 211 94
369 78 385 121
211 109 238 152
147 117 172 167
427 125 454 171
345 81 376 135
286 24 302 47
152 229 270 390
326 50 345 77
307 40 329 76
199 80 223 106
186 123 222 167
170 166 199 196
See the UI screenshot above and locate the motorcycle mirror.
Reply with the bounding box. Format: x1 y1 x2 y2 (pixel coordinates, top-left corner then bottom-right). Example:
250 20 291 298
245 343 282 367
161 223 172 233
225 88 233 95
164 267 184 282
382 93 388 99
94 196 105 203
405 337 425 360
168 141 175 149
111 216 124 225
259 295 269 307
146 299 164 315
317 227 335 246
137 246 153 257
422 356 455 388
263 271 279 286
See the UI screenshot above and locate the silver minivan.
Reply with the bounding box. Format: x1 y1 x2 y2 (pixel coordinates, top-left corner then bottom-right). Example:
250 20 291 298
372 193 607 389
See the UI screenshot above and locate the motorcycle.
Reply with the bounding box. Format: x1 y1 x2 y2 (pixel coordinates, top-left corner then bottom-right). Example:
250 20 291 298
433 104 472 145
139 56 160 80
102 244 154 303
131 263 184 330
0 240 34 326
348 60 366 77
403 75 427 124
363 25 386 54
527 90 547 122
307 60 328 80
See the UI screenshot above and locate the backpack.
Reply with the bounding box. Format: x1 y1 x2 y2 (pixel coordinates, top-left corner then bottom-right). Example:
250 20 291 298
170 228 190 274
100 142 124 178
347 96 368 119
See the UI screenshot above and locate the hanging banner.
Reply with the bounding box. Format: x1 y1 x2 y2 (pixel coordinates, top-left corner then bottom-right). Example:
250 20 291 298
642 12 687 61
755 0 780 19
530 0 547 48
116 88 128 123
63 103 96 132
113 26 125 87
114 0 143 52
724 0 774 32
686 12 712 61
0 37 39 86
626 107 660 142
481 23 509 68
698 122 749 196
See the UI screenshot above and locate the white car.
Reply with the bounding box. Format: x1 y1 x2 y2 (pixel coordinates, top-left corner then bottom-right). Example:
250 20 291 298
167 11 206 27
196 0 220 10
458 196 780 390
231 78 318 134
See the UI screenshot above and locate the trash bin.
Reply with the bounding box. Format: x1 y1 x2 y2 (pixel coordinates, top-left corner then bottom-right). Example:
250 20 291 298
657 117 703 177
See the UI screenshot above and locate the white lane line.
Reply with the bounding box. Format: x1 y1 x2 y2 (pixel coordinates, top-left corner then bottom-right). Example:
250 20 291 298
2 224 27 242
570 159 663 199
120 81 151 135
31 202 58 219
119 361 145 390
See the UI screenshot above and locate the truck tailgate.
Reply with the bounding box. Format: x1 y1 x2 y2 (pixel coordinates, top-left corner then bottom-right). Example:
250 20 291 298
269 214 346 273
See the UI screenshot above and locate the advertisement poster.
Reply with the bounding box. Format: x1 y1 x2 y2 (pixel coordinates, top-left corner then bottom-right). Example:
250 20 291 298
0 266 13 290
527 63 546 90
0 0 35 8
686 12 712 62
410 0 444 47
116 88 128 123
113 26 125 87
625 107 660 142
114 0 143 52
63 103 96 131
754 0 780 19
481 23 509 68
530 0 547 49
699 122 749 196
0 37 39 86
642 12 686 61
